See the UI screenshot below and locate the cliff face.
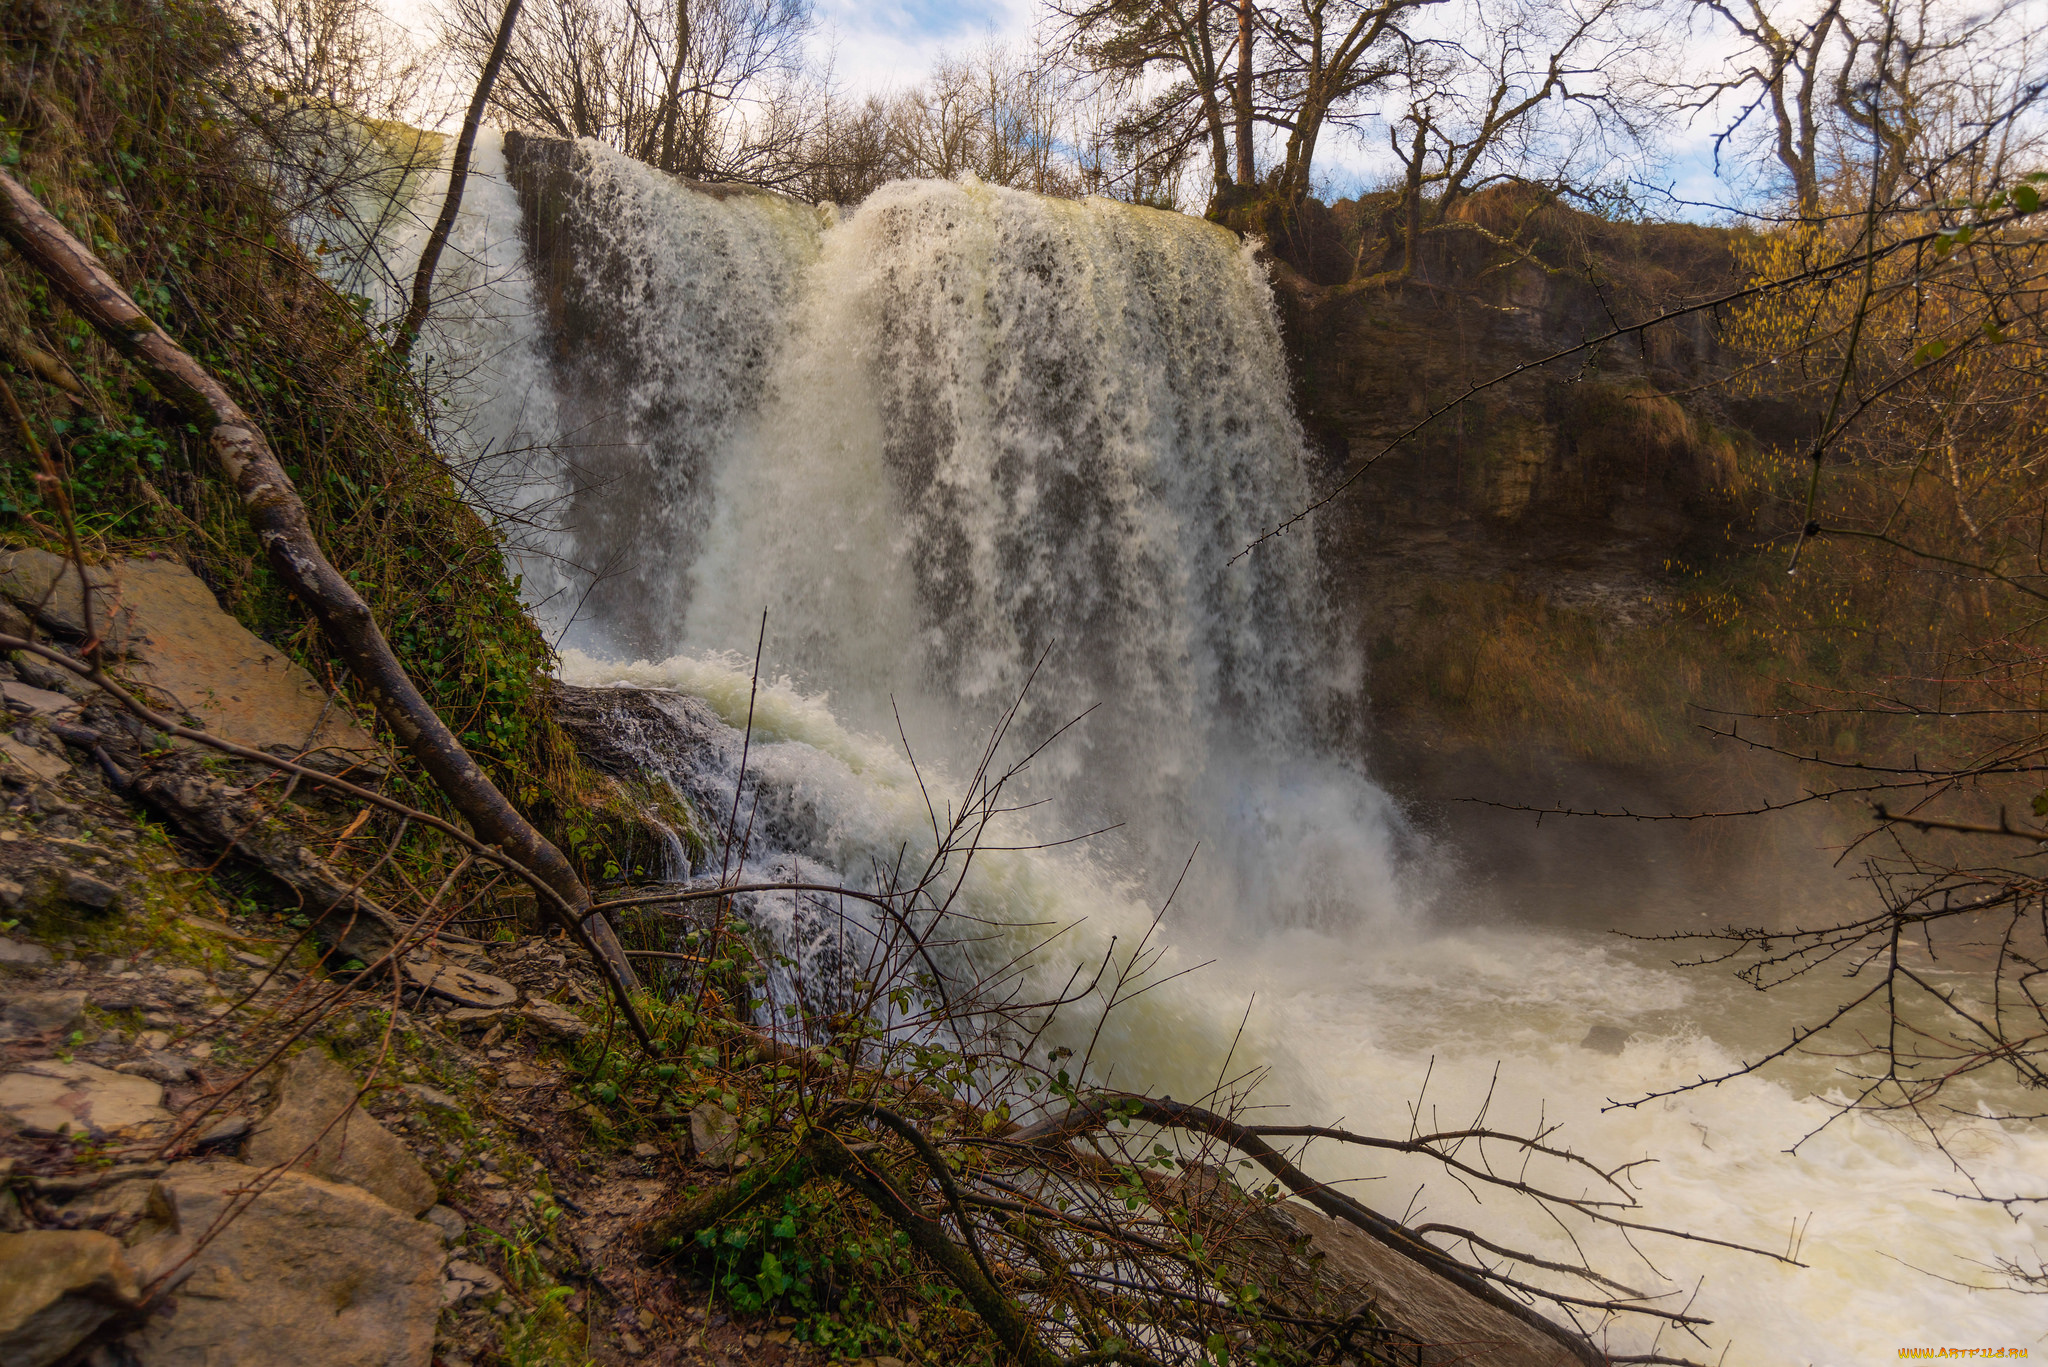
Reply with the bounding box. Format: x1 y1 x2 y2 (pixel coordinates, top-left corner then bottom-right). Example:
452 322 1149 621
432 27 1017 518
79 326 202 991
1272 194 1856 924
1277 192 1784 578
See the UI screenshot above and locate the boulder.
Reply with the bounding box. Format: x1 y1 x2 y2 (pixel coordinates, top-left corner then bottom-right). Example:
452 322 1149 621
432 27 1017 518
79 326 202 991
689 1103 740 1167
0 1230 142 1367
0 989 88 1040
121 1162 443 1367
1167 1163 1584 1367
0 1059 170 1138
243 1049 436 1215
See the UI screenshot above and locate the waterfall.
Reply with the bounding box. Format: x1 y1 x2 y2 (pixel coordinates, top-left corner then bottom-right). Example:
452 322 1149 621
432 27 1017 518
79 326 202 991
324 136 2047 1364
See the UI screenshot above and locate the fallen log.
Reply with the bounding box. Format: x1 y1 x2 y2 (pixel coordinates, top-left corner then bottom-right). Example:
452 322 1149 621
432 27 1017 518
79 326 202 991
130 749 404 966
1015 1093 1611 1366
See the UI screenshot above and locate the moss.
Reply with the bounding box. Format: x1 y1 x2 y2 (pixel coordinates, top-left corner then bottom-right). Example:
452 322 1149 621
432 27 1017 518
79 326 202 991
0 0 564 809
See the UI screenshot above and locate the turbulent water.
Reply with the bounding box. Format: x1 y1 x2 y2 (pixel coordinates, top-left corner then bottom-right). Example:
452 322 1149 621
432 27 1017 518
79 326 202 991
343 131 2047 1363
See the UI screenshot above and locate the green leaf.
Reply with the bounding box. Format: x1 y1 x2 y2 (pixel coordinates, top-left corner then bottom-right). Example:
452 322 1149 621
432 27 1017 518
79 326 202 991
2031 789 2046 819
2016 184 2041 214
1911 338 1949 365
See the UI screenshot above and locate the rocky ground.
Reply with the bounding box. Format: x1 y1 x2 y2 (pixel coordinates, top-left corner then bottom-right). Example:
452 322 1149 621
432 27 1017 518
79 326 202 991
0 742 862 1367
0 547 862 1367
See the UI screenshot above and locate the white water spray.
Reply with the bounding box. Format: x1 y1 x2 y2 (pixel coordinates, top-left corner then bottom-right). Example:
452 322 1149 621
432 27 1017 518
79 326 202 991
340 140 2046 1363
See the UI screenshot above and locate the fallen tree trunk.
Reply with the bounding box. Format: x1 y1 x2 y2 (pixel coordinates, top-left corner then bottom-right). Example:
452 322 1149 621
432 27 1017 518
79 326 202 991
130 750 404 966
1015 1093 1608 1366
802 1125 1069 1367
0 168 637 993
635 1125 1069 1367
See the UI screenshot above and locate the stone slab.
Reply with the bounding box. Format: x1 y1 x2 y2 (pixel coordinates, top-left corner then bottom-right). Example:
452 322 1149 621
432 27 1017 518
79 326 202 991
0 549 383 768
244 1049 436 1215
125 1162 443 1367
0 1059 169 1138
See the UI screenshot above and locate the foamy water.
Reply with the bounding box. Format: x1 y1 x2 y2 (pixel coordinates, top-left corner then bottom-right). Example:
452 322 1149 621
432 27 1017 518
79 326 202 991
565 649 2048 1364
326 134 2048 1363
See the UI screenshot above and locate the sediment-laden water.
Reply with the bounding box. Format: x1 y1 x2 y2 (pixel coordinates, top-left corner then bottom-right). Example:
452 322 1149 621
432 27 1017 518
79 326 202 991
337 131 2048 1363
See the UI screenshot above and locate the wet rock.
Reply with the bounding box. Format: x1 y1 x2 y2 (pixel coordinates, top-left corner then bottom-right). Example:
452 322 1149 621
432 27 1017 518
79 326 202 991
689 1103 740 1167
1579 1025 1630 1056
121 1162 443 1367
0 884 27 914
0 1059 170 1137
61 872 121 912
0 934 50 965
244 1049 437 1215
1 989 88 1040
0 1229 142 1367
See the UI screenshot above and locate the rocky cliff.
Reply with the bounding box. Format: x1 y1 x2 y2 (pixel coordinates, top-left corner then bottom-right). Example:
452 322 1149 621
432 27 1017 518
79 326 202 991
1269 190 1854 923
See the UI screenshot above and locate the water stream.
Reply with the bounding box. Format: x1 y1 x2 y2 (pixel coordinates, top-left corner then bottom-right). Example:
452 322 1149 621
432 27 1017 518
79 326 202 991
342 131 2048 1364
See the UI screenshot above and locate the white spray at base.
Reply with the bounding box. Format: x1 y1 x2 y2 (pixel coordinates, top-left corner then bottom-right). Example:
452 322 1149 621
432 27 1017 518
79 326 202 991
342 138 2046 1363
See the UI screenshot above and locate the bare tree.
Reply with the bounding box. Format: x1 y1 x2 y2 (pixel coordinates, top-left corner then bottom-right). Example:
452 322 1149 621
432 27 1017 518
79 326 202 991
1047 0 1245 198
234 0 437 119
439 0 814 184
1374 0 1664 277
1260 0 1440 203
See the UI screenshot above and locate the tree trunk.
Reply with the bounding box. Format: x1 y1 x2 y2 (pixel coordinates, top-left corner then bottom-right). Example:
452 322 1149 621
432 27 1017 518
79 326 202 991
1402 122 1425 277
1234 0 1256 186
397 0 526 358
0 168 640 994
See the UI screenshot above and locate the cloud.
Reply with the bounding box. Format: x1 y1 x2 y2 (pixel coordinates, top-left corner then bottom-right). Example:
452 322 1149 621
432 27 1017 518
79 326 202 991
810 0 1033 95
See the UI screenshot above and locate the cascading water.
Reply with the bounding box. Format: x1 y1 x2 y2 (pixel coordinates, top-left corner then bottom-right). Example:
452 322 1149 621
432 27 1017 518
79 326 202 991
342 134 2046 1363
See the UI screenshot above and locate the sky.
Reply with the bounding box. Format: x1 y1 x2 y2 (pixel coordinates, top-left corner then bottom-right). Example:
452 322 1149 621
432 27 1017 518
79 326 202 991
384 0 1769 221
807 0 1034 93
797 0 1762 220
